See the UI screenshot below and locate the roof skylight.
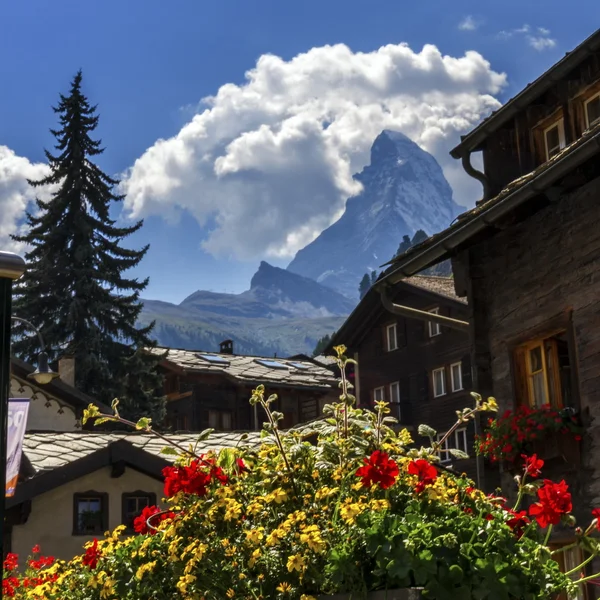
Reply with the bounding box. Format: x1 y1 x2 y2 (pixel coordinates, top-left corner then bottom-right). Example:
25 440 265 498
288 362 310 370
195 353 230 365
255 359 289 369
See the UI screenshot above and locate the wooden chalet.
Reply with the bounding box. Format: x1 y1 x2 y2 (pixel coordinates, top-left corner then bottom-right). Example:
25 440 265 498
150 342 338 432
379 27 600 593
328 275 489 485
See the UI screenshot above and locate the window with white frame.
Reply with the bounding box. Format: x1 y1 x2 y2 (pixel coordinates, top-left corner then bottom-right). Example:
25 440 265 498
389 381 400 419
585 93 600 129
544 120 566 160
432 367 446 397
562 545 586 600
436 428 468 463
428 308 441 337
450 362 463 392
373 387 385 402
386 323 398 352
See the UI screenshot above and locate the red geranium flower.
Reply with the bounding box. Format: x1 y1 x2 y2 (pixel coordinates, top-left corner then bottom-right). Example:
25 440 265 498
133 505 175 535
591 508 600 531
529 479 572 528
162 459 213 497
3 553 18 572
82 539 101 570
31 545 40 554
522 454 544 478
2 576 19 597
407 459 438 493
355 450 399 489
506 509 530 539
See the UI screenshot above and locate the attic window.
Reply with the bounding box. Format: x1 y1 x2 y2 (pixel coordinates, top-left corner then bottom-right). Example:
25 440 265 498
585 93 600 128
255 359 288 369
544 120 565 160
288 362 310 370
196 353 230 365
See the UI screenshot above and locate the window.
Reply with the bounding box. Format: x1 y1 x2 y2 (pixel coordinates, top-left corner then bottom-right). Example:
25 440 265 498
551 543 587 600
373 387 385 402
122 492 157 532
450 362 463 392
208 410 233 430
432 367 446 397
195 353 230 365
73 492 108 535
585 93 600 128
255 359 288 369
389 382 400 419
436 428 468 463
513 331 571 409
544 120 566 160
428 308 441 337
386 323 398 352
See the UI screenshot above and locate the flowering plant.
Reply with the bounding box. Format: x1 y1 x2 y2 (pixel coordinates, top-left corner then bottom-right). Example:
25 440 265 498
2 347 599 599
475 404 583 464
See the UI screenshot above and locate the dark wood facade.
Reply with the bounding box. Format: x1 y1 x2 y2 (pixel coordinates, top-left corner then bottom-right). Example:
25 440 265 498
160 357 337 432
329 278 490 487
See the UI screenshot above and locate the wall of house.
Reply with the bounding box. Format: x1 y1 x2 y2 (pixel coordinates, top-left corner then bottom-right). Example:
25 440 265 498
462 171 600 520
10 377 78 432
350 288 483 484
11 466 165 563
481 51 600 195
164 370 335 432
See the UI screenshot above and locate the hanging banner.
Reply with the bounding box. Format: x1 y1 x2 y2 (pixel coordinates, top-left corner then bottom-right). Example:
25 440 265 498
6 399 29 497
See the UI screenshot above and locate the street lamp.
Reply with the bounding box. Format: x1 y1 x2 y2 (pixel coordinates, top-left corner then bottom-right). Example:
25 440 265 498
10 317 59 385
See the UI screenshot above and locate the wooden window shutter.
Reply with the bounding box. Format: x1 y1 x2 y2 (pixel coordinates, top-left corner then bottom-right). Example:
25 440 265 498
419 371 430 400
397 319 407 347
512 347 528 407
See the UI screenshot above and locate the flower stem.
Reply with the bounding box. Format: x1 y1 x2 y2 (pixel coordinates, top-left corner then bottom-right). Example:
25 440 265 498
566 553 596 577
543 524 553 546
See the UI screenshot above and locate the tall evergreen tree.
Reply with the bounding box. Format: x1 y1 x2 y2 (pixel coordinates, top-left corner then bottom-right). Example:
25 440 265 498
396 234 412 257
358 273 371 299
370 270 378 285
12 71 165 423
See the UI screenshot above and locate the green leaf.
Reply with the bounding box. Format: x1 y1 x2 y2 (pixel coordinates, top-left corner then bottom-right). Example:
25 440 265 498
218 448 236 470
160 446 179 456
418 424 437 439
197 428 214 441
449 448 470 460
94 416 117 426
135 417 152 430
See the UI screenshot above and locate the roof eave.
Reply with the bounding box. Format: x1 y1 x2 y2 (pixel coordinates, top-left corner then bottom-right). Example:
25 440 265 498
450 28 600 158
381 129 600 287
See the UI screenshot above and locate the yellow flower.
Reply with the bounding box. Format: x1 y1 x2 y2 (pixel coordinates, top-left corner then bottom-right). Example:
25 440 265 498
245 527 265 544
176 574 196 594
370 499 390 511
135 560 157 580
248 548 261 568
287 553 307 573
340 499 366 524
226 589 236 598
276 582 292 593
301 596 317 600
271 488 289 504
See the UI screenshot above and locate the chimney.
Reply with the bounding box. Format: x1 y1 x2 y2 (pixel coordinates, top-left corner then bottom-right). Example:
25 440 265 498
58 355 75 388
219 340 234 355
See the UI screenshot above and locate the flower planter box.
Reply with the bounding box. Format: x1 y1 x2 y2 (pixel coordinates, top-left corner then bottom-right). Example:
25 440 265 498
531 431 581 467
319 590 422 600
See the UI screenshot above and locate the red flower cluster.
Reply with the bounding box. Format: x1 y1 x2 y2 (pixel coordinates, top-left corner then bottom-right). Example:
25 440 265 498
82 539 101 570
475 405 582 464
163 455 228 497
355 451 399 489
522 454 544 478
408 459 438 493
529 479 572 528
591 508 600 531
505 509 530 539
2 546 58 597
133 505 176 535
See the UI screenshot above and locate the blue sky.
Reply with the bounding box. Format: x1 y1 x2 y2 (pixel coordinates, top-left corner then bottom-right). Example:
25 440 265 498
1 0 598 302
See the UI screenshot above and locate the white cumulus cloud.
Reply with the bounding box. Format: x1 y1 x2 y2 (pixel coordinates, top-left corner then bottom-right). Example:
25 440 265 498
122 42 506 260
0 146 51 252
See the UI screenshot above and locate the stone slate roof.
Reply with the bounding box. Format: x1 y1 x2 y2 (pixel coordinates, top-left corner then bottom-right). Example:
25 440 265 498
151 347 337 391
22 431 262 476
404 275 464 304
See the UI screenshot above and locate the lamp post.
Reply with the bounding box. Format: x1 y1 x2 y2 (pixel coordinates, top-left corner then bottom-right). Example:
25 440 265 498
0 251 26 570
